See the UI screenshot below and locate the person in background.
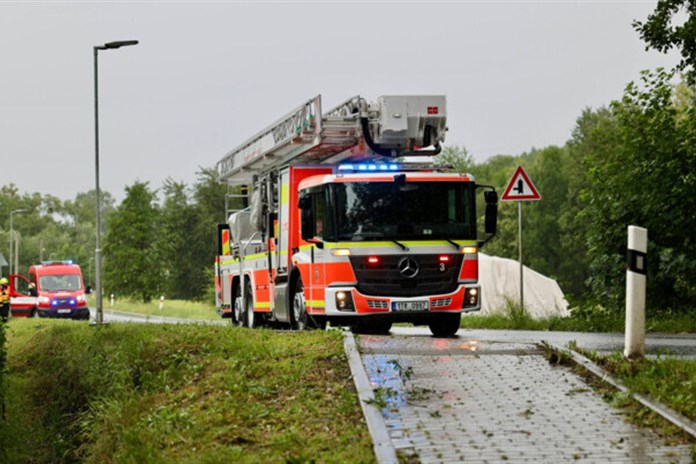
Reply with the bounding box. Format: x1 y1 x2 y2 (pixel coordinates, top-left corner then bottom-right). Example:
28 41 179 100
0 277 10 323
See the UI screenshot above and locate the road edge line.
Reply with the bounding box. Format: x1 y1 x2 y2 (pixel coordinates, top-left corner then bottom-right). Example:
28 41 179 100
343 330 398 464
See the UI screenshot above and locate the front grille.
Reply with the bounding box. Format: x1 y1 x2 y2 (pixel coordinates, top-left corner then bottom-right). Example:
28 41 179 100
367 300 388 309
350 254 462 297
52 298 74 309
431 298 452 308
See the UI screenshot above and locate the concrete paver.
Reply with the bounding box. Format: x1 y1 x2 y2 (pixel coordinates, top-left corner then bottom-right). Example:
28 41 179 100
359 334 693 463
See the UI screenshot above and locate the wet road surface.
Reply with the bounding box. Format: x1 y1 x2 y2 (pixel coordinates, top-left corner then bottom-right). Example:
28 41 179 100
358 330 694 463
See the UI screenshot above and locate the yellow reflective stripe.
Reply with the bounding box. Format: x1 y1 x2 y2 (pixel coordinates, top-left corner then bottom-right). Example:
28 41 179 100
254 302 271 309
307 300 325 307
220 257 239 266
281 183 290 205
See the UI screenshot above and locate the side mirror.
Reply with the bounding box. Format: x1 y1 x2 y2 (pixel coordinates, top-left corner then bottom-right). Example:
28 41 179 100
298 195 312 210
301 206 315 241
85 286 92 295
485 203 497 235
484 190 498 204
477 184 499 248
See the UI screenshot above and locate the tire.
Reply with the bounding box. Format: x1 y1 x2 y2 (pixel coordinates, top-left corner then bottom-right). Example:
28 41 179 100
428 313 461 338
233 284 244 327
31 307 38 318
244 282 256 329
291 277 308 331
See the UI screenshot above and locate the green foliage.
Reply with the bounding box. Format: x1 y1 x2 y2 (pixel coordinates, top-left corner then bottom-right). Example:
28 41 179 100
435 144 474 172
2 320 374 463
633 0 696 85
104 182 162 302
157 179 197 300
579 70 696 312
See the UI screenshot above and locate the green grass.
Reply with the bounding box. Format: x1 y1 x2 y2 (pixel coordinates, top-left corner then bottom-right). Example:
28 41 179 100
461 301 696 334
88 295 219 321
587 351 696 422
0 319 374 463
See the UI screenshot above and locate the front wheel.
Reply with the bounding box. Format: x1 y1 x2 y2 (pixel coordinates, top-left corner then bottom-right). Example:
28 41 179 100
428 313 461 338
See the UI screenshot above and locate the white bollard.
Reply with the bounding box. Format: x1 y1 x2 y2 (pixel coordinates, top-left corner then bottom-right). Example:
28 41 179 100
624 225 647 360
110 293 115 307
159 295 164 310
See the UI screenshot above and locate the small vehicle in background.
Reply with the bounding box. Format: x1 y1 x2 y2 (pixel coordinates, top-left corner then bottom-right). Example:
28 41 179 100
10 261 90 320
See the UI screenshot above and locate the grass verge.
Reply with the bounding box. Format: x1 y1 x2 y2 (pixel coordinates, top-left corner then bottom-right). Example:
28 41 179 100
543 344 696 459
0 319 374 463
461 301 696 333
88 295 219 321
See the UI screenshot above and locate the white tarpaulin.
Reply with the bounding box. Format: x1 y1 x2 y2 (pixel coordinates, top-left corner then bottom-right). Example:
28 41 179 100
478 253 570 319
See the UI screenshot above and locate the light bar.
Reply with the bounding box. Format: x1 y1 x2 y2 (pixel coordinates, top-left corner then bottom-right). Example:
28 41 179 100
338 163 400 172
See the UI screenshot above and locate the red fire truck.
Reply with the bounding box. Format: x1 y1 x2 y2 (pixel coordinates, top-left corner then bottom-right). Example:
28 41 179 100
214 95 497 336
10 261 90 320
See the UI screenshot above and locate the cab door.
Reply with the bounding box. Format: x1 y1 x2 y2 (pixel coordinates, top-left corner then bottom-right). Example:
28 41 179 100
9 274 37 317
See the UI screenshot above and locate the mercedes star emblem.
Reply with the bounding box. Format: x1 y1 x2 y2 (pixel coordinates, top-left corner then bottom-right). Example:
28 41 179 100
398 257 419 279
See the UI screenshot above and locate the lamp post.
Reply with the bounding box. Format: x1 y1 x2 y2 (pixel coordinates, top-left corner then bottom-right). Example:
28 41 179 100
9 209 28 276
94 40 138 324
88 256 95 289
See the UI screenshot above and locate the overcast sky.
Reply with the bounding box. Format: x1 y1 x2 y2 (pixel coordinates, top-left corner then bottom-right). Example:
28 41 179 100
0 1 680 203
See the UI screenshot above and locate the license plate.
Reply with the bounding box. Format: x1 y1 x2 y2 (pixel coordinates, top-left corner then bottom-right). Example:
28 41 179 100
57 309 71 314
392 300 429 312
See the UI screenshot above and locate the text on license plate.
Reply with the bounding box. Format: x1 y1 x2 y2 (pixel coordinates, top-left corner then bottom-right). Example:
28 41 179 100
57 309 71 314
392 300 429 311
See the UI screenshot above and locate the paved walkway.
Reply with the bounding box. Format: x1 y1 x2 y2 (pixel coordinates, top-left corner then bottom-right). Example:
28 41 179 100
358 333 693 463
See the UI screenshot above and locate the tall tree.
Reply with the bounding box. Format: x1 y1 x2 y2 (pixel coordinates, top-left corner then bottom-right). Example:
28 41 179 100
633 0 696 84
158 179 197 300
579 70 696 312
104 182 161 302
187 167 229 301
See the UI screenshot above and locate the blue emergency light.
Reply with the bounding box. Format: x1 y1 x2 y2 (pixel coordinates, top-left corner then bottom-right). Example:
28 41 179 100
338 163 399 172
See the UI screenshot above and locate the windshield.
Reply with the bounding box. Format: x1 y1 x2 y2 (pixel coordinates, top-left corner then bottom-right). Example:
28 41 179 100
39 274 83 292
333 181 476 241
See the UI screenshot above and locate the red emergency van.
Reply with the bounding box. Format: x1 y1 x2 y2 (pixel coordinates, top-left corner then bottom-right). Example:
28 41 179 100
10 261 90 320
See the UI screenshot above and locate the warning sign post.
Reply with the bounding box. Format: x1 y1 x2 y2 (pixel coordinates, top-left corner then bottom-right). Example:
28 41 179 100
501 166 541 311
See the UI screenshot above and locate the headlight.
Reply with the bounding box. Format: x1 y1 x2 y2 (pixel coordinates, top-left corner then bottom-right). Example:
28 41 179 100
39 296 50 304
464 287 479 308
335 291 355 312
77 294 86 303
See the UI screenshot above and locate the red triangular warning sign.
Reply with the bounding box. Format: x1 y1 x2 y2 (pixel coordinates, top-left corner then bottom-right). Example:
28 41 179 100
501 166 541 201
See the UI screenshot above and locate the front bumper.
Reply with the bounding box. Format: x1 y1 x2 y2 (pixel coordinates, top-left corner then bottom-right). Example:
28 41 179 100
320 284 481 317
38 306 90 320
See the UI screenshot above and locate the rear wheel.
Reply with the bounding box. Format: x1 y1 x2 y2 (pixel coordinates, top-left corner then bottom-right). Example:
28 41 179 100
428 313 461 338
233 284 244 326
244 282 256 329
291 277 308 331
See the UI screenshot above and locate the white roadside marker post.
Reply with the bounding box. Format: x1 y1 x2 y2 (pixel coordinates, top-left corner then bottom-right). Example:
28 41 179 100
624 225 648 360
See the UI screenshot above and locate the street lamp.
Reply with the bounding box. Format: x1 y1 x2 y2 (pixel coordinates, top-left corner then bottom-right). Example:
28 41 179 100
9 209 28 276
94 39 139 324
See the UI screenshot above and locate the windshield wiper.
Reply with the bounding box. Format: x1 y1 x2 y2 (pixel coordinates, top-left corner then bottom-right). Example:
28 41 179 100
445 238 461 252
391 239 409 251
